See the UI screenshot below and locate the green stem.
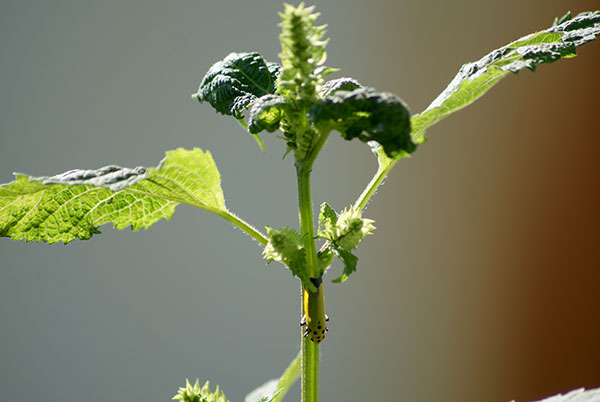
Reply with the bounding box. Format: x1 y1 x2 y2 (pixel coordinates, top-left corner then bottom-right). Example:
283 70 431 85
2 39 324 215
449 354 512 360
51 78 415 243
302 335 320 402
353 157 396 212
296 129 329 402
215 210 268 246
237 118 266 152
297 166 319 277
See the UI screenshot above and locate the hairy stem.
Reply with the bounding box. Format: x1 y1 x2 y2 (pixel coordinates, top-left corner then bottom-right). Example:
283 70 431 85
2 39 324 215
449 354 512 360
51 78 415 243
272 351 301 402
215 210 268 246
353 157 396 212
296 130 329 402
301 336 320 402
297 156 320 402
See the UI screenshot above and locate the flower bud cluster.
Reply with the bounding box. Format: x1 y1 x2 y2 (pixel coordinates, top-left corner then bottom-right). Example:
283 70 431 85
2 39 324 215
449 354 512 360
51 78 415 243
319 206 375 250
173 379 228 402
277 3 328 103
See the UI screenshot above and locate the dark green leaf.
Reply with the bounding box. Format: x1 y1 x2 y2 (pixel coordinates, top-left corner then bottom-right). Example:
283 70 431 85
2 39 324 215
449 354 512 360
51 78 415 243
193 52 280 118
308 87 415 158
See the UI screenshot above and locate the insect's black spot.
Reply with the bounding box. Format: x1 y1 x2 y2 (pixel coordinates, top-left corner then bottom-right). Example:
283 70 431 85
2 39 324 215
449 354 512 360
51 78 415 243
317 325 322 330
313 330 318 335
321 330 325 334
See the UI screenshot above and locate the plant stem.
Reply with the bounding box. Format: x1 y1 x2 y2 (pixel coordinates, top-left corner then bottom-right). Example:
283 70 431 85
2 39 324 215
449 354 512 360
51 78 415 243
296 130 329 402
216 210 268 246
353 157 396 212
297 156 320 402
301 336 320 402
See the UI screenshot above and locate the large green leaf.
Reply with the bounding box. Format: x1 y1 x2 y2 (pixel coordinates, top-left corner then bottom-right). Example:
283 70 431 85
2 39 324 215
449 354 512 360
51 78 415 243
0 148 226 244
410 10 600 144
355 11 599 211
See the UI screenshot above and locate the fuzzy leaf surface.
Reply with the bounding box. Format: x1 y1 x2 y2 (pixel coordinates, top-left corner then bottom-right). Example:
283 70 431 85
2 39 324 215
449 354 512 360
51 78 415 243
0 148 226 244
193 52 280 118
308 87 415 158
411 10 600 144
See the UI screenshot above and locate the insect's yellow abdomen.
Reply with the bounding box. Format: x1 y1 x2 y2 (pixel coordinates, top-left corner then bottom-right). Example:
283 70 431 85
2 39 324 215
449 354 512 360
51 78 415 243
301 277 328 344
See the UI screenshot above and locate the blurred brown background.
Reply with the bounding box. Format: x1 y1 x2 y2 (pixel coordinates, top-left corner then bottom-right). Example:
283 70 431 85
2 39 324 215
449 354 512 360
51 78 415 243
0 1 598 402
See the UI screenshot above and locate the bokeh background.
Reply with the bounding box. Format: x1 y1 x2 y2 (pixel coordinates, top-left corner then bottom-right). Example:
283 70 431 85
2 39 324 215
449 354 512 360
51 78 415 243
0 1 598 401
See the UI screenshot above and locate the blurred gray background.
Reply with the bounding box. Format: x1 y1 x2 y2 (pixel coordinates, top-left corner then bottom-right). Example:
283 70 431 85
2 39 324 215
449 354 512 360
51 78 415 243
1 1 598 401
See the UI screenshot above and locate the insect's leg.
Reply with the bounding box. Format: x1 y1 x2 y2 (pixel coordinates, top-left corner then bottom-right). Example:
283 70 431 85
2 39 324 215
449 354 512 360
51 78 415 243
300 315 306 326
325 314 329 322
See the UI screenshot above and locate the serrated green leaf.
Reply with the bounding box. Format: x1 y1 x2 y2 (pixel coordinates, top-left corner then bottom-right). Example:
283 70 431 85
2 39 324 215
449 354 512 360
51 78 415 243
308 86 415 158
411 10 600 144
318 202 338 235
317 204 373 282
0 148 227 244
193 52 280 118
263 227 314 291
332 248 358 283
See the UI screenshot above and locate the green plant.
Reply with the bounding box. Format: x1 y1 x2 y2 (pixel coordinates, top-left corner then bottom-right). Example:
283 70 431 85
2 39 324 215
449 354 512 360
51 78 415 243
1 4 599 402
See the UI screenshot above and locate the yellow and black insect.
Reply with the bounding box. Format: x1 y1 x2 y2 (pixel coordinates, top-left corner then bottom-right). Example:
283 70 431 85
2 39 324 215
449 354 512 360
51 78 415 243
300 276 329 344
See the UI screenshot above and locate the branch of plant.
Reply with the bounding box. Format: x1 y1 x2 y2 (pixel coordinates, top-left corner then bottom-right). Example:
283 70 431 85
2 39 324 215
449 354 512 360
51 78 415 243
353 155 397 212
215 210 268 246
